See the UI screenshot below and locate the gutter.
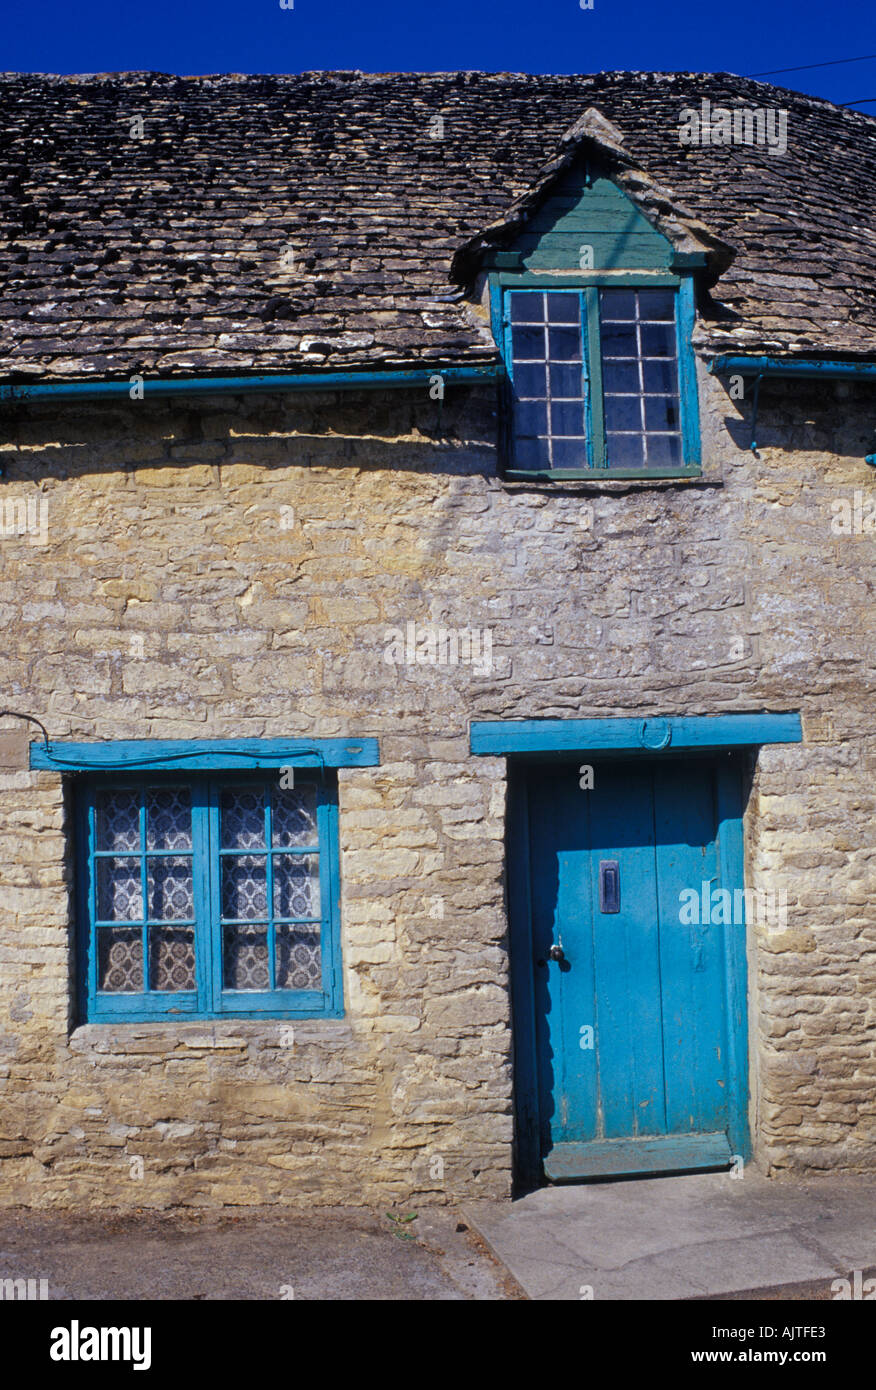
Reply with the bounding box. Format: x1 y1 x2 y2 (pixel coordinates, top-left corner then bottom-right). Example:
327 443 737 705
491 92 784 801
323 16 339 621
708 355 876 458
0 364 503 403
708 356 876 380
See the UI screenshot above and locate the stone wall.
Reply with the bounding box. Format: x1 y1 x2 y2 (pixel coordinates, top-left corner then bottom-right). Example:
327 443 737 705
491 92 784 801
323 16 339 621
0 365 873 1207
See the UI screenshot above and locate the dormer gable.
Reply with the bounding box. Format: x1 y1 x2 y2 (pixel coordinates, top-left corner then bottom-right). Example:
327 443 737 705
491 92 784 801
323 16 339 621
482 161 676 275
451 107 734 288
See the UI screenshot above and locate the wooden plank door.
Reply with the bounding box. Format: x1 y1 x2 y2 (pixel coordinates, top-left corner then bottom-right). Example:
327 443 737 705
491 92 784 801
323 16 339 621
516 757 746 1181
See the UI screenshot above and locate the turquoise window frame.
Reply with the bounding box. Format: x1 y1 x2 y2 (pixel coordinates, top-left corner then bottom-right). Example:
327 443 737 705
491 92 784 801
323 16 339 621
490 271 702 480
75 771 344 1023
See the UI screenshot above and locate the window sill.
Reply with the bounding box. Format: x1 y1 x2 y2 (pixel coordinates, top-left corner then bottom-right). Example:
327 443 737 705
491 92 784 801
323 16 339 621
504 467 702 482
501 470 720 493
83 991 337 1024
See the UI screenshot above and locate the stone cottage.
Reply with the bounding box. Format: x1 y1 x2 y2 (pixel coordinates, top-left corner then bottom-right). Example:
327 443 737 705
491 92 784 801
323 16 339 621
0 71 874 1208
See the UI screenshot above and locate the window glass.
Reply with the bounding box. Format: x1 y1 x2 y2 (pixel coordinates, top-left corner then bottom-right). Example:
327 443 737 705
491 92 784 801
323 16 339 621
510 290 586 471
506 284 689 474
82 777 335 1019
599 287 682 471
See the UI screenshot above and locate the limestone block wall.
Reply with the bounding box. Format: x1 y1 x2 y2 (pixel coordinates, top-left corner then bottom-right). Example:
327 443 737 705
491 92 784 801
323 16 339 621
0 364 872 1207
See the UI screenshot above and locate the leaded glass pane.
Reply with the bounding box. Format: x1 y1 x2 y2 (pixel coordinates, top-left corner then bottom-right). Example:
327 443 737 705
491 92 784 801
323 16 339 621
96 790 140 852
220 789 265 849
97 927 143 992
149 926 195 991
147 857 194 921
146 787 192 850
223 923 269 990
273 854 320 919
275 926 321 990
222 854 267 919
97 857 142 921
87 776 334 1008
272 785 318 848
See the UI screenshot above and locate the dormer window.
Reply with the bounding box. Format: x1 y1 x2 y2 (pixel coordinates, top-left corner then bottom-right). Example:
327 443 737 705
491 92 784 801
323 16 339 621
501 278 699 479
461 153 711 481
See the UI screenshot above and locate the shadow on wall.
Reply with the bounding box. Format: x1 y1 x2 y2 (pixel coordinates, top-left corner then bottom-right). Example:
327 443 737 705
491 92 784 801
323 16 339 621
715 376 876 459
0 386 500 484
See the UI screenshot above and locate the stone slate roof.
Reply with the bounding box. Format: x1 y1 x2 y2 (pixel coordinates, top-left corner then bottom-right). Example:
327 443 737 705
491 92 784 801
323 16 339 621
1 70 874 381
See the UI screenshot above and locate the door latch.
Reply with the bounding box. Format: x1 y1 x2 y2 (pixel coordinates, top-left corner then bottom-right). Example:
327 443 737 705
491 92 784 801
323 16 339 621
599 860 620 913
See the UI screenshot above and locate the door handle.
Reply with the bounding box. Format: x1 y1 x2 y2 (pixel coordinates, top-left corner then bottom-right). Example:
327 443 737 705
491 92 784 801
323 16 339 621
548 944 566 962
599 860 620 913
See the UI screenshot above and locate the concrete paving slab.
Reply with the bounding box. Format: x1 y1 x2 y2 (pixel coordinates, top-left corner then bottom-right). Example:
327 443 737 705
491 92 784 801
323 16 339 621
464 1170 876 1300
490 1254 589 1301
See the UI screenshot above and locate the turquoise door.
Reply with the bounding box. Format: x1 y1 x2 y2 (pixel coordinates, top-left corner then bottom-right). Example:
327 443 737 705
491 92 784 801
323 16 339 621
511 757 748 1182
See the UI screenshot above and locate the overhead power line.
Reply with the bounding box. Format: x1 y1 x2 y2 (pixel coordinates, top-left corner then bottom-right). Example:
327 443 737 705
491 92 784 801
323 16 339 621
749 53 876 77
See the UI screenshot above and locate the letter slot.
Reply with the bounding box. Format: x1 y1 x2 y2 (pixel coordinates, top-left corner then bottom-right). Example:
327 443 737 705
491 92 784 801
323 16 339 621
599 860 620 914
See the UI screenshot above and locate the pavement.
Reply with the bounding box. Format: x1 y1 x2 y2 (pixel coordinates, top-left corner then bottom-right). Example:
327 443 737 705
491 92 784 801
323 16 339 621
464 1169 876 1301
0 1205 523 1301
2 1171 873 1301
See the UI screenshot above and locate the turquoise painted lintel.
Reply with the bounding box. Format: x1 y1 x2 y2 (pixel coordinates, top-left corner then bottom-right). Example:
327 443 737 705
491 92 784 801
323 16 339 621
470 713 803 756
31 736 380 772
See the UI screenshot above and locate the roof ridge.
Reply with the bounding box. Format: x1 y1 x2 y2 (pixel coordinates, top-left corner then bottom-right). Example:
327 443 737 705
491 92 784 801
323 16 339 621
0 69 872 121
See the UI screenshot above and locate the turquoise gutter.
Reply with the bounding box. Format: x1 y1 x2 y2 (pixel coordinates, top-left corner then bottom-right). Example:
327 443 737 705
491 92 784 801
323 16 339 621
709 356 876 379
708 354 876 456
0 364 503 403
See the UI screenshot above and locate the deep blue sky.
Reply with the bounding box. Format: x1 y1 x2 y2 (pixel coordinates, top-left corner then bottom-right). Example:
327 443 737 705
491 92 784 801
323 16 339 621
4 0 875 112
